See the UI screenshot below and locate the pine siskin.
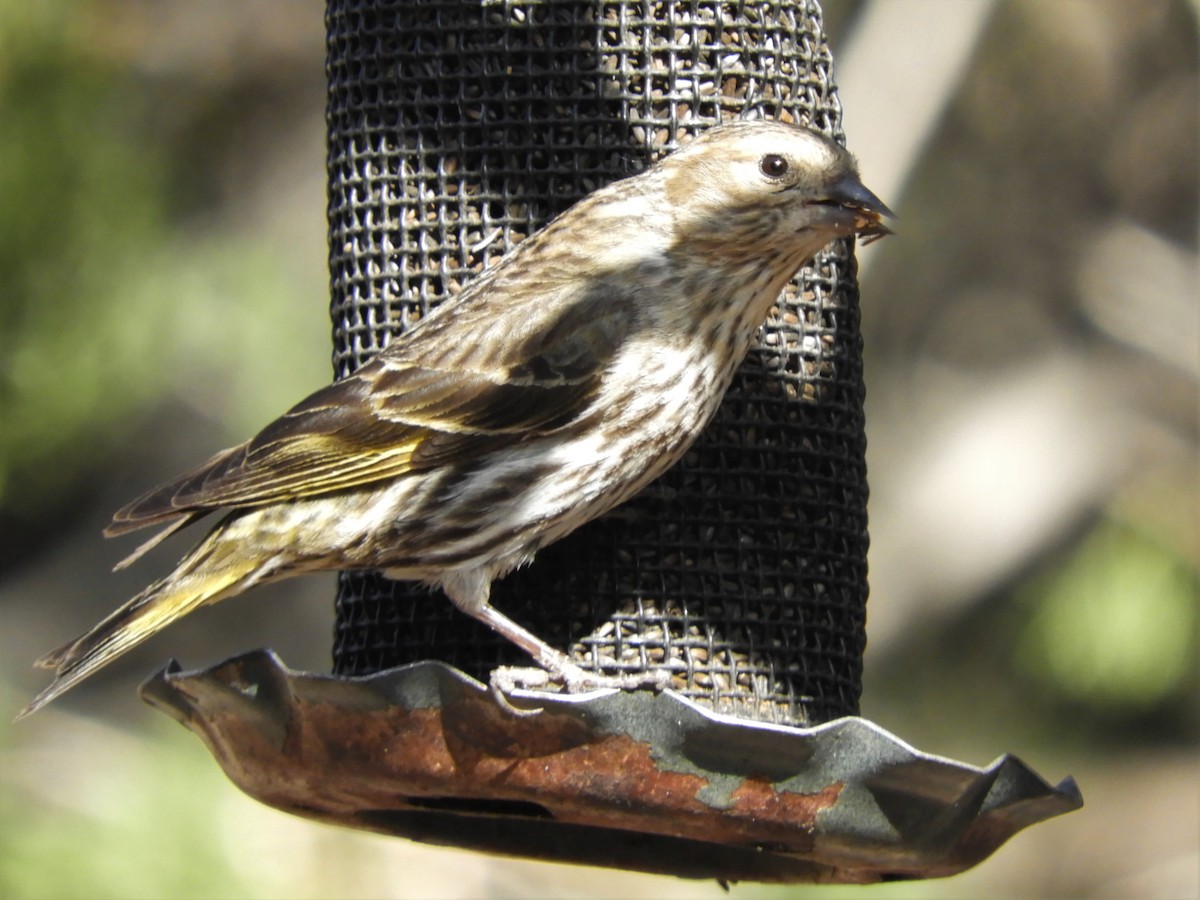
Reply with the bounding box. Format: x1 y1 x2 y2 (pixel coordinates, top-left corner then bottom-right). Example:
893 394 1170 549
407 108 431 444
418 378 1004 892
20 120 891 718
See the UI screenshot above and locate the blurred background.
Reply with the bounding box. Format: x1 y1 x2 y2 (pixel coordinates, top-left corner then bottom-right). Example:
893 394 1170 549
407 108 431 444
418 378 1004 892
1 0 1195 897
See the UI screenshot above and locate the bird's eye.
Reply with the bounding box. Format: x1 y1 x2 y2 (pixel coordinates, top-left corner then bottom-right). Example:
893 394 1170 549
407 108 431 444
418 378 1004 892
759 154 790 178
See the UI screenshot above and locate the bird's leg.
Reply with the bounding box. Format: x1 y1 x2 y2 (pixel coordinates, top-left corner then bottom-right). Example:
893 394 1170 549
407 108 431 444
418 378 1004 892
440 570 671 696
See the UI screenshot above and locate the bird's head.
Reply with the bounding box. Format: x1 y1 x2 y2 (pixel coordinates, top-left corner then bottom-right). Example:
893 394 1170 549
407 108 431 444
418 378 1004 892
659 121 893 260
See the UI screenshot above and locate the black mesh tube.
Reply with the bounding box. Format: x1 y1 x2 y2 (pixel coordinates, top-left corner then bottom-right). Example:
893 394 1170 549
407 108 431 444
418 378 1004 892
327 0 867 726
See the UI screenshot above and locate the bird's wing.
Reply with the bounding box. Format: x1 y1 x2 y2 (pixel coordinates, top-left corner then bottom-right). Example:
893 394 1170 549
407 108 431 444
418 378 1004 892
106 288 630 537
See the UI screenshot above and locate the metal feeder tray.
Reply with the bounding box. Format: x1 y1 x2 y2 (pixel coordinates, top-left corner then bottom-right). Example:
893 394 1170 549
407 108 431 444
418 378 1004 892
143 651 1083 885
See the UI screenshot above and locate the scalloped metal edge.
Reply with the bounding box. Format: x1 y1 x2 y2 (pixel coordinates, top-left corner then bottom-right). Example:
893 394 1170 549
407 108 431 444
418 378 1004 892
142 650 1082 884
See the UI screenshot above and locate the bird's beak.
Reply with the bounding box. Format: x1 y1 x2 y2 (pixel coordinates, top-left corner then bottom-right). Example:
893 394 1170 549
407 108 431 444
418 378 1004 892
813 175 896 245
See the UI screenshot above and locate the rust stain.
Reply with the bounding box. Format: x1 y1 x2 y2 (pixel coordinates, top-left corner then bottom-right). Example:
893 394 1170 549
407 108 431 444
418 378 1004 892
728 777 843 830
184 688 831 852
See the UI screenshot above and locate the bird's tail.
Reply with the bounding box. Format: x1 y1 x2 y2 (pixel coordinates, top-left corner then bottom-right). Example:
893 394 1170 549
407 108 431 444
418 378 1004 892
17 519 269 720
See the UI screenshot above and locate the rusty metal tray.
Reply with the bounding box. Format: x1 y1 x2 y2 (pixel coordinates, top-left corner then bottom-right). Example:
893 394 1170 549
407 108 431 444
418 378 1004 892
142 651 1082 884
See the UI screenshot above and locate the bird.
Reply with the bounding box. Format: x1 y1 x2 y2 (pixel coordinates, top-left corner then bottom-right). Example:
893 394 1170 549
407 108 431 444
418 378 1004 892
19 120 891 719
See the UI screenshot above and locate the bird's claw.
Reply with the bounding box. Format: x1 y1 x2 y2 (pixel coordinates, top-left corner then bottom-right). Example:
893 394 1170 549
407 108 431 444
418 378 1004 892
489 662 672 711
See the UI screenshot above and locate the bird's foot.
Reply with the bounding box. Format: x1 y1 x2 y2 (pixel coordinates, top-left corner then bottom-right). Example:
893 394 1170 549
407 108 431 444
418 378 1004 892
490 661 672 706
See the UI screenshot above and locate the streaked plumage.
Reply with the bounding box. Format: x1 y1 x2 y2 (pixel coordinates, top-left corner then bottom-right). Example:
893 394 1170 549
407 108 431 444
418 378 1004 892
21 120 891 718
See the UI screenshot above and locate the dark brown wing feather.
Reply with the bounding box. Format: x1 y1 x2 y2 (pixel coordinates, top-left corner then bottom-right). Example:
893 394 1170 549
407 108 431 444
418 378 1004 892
106 286 630 537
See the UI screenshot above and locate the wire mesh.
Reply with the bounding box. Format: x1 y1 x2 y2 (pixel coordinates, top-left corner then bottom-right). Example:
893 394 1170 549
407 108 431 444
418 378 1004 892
327 0 867 725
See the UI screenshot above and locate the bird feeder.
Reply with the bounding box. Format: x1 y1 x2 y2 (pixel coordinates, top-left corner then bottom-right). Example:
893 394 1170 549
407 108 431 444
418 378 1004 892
145 0 1082 884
